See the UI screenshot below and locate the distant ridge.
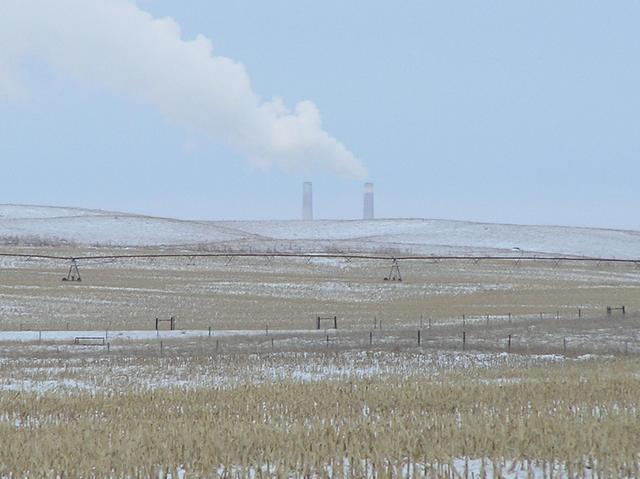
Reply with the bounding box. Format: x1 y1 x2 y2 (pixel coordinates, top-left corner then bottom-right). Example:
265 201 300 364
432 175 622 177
1 204 639 258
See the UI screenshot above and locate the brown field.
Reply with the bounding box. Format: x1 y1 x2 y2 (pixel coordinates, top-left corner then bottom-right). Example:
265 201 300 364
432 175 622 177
1 245 640 477
1 245 640 331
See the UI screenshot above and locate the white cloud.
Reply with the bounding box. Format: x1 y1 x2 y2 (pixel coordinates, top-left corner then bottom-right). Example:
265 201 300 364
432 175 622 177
0 0 367 179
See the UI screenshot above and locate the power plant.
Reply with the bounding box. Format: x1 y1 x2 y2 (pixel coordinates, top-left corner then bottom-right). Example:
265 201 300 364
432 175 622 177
363 182 374 220
301 181 374 220
302 182 313 220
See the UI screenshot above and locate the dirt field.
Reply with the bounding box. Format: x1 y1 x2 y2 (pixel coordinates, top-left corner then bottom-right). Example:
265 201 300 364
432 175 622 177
2 245 640 331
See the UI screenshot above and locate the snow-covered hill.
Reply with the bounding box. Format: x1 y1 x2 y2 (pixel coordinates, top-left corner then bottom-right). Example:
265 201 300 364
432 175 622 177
1 204 639 258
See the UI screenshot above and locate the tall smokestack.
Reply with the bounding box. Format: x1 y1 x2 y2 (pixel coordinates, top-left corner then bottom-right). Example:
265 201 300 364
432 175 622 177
363 182 374 220
302 182 313 220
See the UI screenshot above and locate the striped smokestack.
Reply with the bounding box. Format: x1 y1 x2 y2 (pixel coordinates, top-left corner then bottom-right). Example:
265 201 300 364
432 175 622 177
302 182 313 220
363 182 374 220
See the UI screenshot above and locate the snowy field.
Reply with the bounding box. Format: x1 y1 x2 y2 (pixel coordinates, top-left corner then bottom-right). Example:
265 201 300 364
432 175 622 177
2 203 640 258
1 204 640 477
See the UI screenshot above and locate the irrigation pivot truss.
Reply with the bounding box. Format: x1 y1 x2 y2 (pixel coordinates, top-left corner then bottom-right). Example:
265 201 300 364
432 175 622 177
1 251 640 282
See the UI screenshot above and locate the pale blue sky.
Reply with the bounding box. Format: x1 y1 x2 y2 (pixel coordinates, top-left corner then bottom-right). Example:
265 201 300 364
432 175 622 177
1 1 639 228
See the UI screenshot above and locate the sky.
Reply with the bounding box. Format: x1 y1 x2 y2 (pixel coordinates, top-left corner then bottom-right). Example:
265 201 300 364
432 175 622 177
1 1 639 229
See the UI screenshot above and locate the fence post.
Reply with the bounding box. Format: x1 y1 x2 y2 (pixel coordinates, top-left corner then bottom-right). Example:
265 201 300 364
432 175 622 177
271 338 274 350
462 315 466 328
334 316 337 329
208 326 211 337
418 330 421 346
508 334 511 353
578 308 581 318
563 338 567 354
463 331 466 351
326 334 329 347
216 339 219 351
155 318 158 330
428 318 432 329
369 331 373 346
265 324 269 336
160 340 163 356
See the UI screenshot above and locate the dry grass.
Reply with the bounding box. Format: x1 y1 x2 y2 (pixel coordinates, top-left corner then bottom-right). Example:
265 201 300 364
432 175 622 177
1 245 640 332
1 358 639 477
2 246 640 477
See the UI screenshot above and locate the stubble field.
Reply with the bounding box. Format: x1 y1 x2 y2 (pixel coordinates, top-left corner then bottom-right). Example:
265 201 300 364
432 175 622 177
1 245 640 477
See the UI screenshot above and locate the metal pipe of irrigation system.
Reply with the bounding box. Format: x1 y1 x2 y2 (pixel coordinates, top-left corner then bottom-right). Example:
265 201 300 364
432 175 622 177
1 251 639 264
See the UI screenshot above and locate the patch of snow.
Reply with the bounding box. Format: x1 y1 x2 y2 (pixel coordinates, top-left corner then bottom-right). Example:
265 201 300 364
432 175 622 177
2 204 640 257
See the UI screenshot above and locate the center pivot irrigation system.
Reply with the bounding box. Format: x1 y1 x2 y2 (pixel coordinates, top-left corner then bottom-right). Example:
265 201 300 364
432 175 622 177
1 251 640 282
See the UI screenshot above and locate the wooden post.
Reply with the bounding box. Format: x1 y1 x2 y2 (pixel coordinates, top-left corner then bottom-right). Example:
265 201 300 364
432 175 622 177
462 331 466 351
316 316 320 330
271 338 274 350
38 331 42 342
417 330 421 346
208 326 211 337
334 316 337 329
369 331 373 346
556 311 559 320
160 340 163 356
623 305 626 315
265 324 269 335
563 338 567 354
578 308 581 318
539 312 543 320
326 334 329 347
508 334 511 353
216 339 219 351
462 315 466 328
428 318 432 329
155 318 159 330
107 342 110 353
486 315 489 327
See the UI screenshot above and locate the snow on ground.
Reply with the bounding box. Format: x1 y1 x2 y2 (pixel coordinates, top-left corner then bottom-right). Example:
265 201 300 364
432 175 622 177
0 348 566 393
1 204 640 258
0 204 110 219
0 328 334 343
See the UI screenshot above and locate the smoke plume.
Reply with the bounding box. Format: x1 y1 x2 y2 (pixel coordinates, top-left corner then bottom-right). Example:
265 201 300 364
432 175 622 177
0 0 367 179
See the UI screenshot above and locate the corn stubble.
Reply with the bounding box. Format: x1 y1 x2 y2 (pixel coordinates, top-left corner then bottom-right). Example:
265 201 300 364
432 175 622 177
1 359 639 477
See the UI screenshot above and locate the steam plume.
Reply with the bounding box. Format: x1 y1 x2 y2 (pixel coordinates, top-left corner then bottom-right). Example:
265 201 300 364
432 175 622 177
0 0 367 179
